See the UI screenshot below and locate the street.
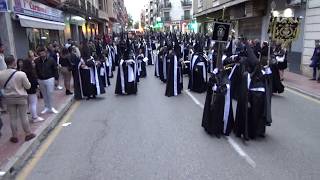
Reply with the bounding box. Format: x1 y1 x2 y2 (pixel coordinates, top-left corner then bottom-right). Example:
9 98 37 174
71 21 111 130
16 67 320 180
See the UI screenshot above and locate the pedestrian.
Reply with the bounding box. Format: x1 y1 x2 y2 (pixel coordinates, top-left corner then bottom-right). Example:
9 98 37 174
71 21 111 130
16 58 24 71
0 55 36 143
69 46 83 100
34 47 59 114
48 43 63 90
23 50 44 123
59 47 73 95
0 41 7 135
310 40 320 81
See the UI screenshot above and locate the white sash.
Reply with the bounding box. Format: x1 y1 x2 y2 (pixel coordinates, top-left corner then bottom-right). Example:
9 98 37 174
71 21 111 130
163 55 167 80
197 62 207 81
174 55 178 96
77 59 84 98
223 84 231 134
119 60 125 94
126 59 136 83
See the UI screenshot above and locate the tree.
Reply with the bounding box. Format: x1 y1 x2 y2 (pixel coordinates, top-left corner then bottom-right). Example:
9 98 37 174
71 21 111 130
134 22 139 29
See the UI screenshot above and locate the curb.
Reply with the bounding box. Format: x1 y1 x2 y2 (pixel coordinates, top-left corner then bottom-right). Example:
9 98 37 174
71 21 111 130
284 83 320 101
0 97 75 180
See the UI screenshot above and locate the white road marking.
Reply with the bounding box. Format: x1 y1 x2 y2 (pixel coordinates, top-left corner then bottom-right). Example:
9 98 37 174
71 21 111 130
184 89 256 168
62 122 72 127
185 90 204 108
226 136 256 168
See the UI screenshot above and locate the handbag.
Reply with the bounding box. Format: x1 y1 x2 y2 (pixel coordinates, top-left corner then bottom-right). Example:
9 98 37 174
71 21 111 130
0 71 18 97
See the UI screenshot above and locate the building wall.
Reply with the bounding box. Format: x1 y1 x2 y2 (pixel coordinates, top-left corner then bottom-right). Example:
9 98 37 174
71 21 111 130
170 0 184 22
302 0 320 77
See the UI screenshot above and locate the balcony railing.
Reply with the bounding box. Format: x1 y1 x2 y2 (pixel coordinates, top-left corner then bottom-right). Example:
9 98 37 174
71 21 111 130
181 15 191 20
161 2 172 9
64 0 80 7
181 0 192 7
80 0 86 11
162 16 171 22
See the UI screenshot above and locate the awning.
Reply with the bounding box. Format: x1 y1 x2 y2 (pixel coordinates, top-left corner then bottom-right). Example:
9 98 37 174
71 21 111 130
17 14 65 30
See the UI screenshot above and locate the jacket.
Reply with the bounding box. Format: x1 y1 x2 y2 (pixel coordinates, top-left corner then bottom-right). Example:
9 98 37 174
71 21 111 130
34 56 59 80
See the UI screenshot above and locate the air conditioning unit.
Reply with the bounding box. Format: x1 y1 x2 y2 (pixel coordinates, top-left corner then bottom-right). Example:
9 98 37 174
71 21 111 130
287 0 302 6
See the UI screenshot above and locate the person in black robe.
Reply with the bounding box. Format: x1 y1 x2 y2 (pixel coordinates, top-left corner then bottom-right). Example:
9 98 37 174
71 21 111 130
188 41 208 93
115 38 138 95
234 42 272 140
154 39 163 78
165 39 183 97
160 45 169 83
201 68 234 137
136 46 147 78
98 50 111 88
270 43 285 93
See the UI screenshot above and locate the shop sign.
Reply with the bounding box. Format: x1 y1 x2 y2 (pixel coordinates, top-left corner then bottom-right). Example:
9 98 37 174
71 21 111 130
212 21 231 42
13 0 64 22
0 0 8 12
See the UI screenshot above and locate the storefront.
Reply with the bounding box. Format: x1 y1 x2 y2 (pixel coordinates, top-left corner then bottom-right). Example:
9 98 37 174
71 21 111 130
64 14 86 44
11 0 65 58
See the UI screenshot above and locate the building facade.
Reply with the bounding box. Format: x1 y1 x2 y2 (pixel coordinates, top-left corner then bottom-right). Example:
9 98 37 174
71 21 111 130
0 0 127 59
302 0 320 76
193 0 316 76
142 0 193 33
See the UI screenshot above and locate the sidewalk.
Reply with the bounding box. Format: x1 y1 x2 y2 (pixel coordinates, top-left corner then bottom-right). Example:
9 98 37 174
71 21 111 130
0 88 74 179
284 71 320 100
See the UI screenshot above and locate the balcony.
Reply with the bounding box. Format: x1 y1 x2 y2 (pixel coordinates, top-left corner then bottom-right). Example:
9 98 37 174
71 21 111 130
162 16 171 22
161 2 172 9
64 0 79 7
181 15 191 20
181 0 192 7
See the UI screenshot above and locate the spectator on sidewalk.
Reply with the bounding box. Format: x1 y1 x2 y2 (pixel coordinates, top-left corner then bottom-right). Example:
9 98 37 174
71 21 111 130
23 50 44 123
0 41 7 136
310 40 320 81
59 47 73 95
48 43 63 90
34 47 59 114
16 59 24 71
0 55 36 143
0 41 6 70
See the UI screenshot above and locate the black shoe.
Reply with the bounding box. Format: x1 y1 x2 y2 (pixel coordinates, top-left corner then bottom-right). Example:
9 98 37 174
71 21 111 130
310 78 316 81
66 90 73 95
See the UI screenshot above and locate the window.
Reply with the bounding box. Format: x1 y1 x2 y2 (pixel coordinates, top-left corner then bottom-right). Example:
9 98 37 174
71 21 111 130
99 0 104 10
198 0 203 8
184 10 190 20
164 12 170 21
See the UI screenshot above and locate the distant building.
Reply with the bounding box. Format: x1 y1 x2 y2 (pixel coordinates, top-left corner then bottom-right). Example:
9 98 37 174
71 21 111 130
142 0 193 33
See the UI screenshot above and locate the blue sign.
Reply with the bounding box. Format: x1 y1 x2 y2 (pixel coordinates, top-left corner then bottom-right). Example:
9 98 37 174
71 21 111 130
13 0 64 22
0 0 8 12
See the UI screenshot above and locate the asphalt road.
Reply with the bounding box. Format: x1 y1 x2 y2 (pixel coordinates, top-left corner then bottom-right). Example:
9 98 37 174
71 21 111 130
17 66 320 180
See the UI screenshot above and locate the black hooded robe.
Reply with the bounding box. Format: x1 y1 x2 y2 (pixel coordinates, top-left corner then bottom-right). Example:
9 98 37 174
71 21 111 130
201 70 234 137
165 52 182 97
188 53 208 93
115 59 138 95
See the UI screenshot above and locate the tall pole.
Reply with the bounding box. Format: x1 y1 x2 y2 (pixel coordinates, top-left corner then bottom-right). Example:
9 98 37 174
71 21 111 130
216 6 226 70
